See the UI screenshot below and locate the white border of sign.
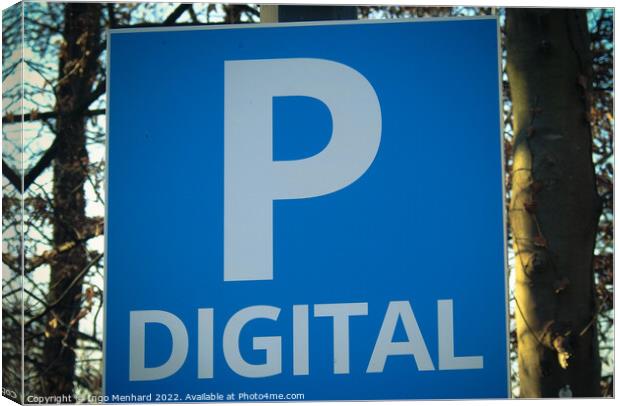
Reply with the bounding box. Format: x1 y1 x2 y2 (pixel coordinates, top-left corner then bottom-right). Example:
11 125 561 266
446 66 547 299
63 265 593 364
104 15 510 402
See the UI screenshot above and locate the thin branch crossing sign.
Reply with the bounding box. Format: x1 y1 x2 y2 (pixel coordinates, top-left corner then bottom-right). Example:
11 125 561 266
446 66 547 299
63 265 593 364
106 16 508 401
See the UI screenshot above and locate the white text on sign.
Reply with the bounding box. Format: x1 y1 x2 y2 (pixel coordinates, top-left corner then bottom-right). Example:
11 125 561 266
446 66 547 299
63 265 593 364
129 300 483 381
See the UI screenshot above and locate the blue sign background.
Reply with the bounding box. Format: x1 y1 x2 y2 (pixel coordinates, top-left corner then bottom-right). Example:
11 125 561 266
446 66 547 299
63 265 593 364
106 18 507 401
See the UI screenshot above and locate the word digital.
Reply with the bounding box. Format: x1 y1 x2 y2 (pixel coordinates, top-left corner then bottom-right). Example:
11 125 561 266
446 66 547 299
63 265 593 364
106 17 508 402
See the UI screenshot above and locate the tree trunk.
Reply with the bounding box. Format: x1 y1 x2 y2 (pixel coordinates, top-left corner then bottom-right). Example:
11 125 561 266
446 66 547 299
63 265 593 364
41 3 101 397
506 9 602 397
224 4 243 24
260 4 357 22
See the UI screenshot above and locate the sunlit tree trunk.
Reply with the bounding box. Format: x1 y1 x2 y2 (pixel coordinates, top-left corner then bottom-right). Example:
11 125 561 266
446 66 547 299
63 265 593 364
506 8 601 397
42 3 101 397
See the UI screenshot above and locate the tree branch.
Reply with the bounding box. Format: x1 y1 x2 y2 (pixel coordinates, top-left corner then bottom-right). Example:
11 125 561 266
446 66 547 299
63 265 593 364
188 5 199 23
2 108 105 191
24 252 104 328
238 4 260 18
23 137 59 190
3 108 105 124
113 20 244 30
107 3 117 28
2 217 104 274
78 80 106 112
163 4 192 25
2 160 21 191
27 217 104 271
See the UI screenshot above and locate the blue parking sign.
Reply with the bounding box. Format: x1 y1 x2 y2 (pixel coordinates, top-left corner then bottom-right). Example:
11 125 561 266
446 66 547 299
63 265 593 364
106 17 508 401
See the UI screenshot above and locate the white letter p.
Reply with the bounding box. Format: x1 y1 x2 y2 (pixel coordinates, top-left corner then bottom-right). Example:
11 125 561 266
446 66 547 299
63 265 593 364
224 58 382 281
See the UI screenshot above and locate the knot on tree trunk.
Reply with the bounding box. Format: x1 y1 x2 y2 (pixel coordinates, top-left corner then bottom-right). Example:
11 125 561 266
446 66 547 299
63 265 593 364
553 335 573 369
542 321 574 369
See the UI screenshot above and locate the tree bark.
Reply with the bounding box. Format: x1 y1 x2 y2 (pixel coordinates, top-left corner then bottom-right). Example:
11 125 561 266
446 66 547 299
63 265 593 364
506 9 602 397
41 3 101 397
260 4 357 22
